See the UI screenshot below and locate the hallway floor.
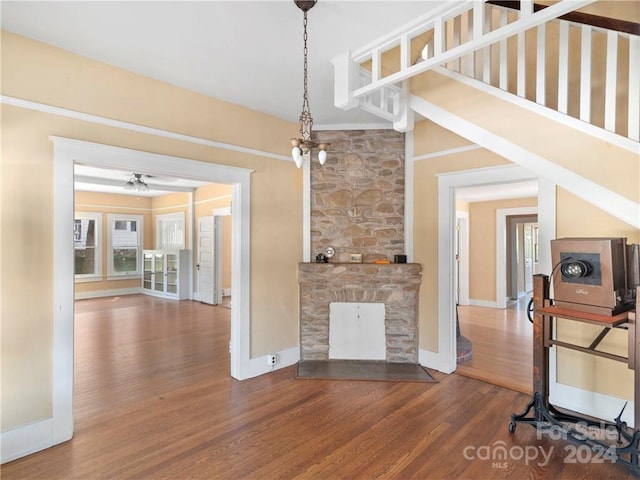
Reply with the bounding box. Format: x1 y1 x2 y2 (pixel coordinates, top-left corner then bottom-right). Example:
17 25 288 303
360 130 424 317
456 298 533 394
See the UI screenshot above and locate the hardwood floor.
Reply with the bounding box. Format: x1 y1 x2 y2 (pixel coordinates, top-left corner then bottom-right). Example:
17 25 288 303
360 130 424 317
2 294 635 479
456 299 533 394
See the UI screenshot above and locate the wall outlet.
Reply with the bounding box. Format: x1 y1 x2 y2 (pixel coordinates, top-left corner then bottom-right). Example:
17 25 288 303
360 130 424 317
267 354 276 366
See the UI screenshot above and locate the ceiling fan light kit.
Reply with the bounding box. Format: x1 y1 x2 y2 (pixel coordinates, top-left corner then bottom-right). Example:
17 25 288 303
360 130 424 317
124 173 150 192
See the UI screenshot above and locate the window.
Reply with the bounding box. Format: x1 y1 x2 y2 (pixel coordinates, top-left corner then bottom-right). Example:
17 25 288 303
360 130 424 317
107 214 143 277
156 212 185 250
74 212 102 280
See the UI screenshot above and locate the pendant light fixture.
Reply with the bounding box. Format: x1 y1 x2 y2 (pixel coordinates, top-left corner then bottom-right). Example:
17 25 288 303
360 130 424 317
290 0 328 168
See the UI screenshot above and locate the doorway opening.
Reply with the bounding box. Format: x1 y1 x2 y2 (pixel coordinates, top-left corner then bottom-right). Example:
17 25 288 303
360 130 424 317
52 137 253 445
453 187 538 393
506 215 539 304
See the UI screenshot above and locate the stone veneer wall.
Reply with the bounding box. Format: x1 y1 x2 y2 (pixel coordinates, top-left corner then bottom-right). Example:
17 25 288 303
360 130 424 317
311 130 405 263
298 263 422 363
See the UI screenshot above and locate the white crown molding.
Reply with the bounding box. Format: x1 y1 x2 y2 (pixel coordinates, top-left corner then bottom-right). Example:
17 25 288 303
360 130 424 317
1 95 292 162
314 122 392 131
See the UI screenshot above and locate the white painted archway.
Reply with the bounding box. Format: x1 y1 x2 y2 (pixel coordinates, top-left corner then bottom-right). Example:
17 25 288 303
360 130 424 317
51 137 253 447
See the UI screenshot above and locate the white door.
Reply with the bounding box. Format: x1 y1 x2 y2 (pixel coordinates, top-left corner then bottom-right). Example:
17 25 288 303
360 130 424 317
197 216 216 305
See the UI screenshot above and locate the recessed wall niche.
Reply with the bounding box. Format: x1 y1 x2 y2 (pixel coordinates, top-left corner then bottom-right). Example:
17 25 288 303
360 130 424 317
311 129 405 263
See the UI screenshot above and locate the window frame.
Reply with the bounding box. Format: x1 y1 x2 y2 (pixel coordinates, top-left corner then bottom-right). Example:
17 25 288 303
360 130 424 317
106 213 144 279
74 211 102 282
155 211 186 250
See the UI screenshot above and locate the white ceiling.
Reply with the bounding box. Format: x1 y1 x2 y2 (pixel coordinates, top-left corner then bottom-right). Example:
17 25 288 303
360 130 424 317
74 165 212 197
4 1 536 202
1 0 444 127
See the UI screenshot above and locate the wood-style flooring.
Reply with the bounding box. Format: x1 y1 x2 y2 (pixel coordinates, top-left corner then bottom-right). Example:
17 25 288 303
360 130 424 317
2 294 634 479
456 299 533 394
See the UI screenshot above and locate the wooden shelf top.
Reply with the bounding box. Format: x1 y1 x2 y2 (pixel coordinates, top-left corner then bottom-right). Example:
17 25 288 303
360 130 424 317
537 305 630 327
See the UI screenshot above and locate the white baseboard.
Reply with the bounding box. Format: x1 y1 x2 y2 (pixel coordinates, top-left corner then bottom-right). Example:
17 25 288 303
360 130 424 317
549 348 634 428
248 346 300 378
194 291 229 302
74 287 142 300
419 348 454 374
550 381 635 428
1 418 55 464
468 299 499 308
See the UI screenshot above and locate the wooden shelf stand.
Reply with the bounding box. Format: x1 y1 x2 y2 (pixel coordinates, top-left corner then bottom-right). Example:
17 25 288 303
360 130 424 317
509 274 639 476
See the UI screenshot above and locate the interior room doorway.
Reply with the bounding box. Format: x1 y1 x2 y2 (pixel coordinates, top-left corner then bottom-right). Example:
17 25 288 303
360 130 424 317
452 182 539 393
506 215 539 303
52 137 254 448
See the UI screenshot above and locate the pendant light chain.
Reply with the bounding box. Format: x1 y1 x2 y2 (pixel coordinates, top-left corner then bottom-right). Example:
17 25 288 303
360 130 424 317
300 10 313 140
290 0 327 168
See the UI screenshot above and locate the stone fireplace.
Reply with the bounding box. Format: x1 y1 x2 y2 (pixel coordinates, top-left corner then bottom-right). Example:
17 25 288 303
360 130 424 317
298 129 422 365
298 263 422 363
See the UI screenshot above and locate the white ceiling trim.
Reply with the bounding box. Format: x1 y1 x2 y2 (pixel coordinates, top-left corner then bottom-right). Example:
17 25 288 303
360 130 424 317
74 175 196 193
1 95 292 162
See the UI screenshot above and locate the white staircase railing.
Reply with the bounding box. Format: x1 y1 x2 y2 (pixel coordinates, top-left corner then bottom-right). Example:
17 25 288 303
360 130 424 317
333 0 640 142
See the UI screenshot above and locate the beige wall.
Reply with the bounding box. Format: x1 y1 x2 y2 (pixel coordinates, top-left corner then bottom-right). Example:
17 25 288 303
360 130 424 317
411 70 639 204
1 31 301 432
468 197 538 302
413 120 512 352
412 88 637 402
74 191 153 294
2 1 638 434
555 189 638 401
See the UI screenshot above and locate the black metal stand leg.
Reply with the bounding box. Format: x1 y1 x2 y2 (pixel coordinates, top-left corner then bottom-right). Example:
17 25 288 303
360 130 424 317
509 391 544 433
510 392 640 476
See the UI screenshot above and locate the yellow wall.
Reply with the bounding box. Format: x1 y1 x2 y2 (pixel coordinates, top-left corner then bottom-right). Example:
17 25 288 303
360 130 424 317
411 71 638 400
408 3 639 385
2 1 638 434
413 120 512 351
468 197 538 302
411 70 639 204
554 189 638 401
1 31 302 432
74 191 153 294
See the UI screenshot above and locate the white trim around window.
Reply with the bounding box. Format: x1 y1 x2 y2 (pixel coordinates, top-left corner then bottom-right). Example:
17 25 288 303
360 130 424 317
155 211 186 250
106 213 144 279
74 211 102 282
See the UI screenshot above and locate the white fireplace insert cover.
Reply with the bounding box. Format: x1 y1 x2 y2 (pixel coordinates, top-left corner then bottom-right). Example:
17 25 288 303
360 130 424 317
328 302 386 360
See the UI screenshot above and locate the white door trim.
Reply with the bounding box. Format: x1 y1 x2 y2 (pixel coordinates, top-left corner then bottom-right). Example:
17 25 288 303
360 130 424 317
432 164 547 374
213 206 231 302
50 137 254 453
455 211 469 306
495 206 538 309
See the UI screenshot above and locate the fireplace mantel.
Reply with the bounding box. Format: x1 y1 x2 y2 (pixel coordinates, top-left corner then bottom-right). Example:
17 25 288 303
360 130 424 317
298 262 422 363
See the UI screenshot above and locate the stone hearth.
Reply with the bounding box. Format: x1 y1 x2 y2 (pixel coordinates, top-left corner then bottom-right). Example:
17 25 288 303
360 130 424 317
298 263 422 363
